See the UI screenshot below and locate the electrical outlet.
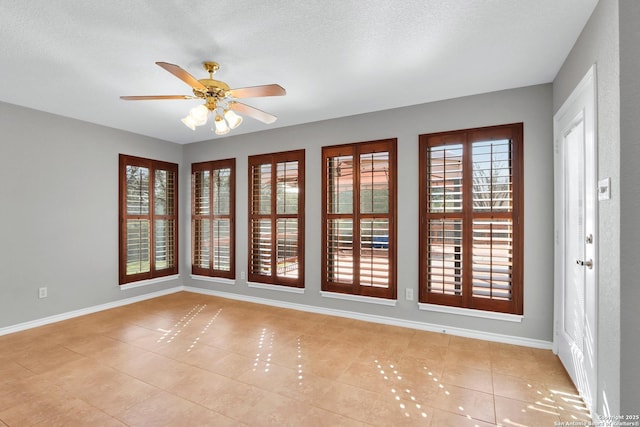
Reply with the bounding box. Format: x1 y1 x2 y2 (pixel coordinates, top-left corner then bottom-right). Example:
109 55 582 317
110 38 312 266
38 287 47 298
405 288 414 301
240 271 246 280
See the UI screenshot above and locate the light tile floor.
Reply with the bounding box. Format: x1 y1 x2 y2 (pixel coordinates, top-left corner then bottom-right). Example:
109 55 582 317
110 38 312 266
0 291 591 426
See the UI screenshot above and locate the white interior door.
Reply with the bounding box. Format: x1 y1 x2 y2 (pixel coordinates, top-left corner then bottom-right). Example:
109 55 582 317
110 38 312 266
554 65 597 414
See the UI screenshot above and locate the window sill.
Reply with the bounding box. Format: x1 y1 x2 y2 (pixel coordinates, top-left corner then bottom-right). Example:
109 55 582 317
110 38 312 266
418 303 523 322
120 274 180 290
320 291 397 307
247 282 305 294
190 275 236 286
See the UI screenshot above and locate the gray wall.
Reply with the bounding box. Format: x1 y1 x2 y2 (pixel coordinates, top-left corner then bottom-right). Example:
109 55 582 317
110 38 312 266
184 84 555 342
619 0 640 414
0 85 555 344
553 0 624 416
0 102 184 328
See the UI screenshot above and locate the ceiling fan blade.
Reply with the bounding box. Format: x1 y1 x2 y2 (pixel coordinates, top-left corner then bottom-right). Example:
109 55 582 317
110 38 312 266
230 102 277 124
156 62 207 91
229 84 286 99
120 95 196 100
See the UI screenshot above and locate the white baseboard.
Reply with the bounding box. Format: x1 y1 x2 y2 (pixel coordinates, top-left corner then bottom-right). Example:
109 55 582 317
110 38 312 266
1 285 553 350
184 286 553 350
0 287 183 336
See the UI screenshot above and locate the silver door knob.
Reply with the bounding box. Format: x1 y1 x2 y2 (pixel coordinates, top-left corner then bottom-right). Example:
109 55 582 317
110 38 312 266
576 259 593 269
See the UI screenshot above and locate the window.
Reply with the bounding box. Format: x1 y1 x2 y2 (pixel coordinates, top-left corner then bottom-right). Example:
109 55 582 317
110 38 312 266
119 154 178 285
248 150 305 288
419 123 523 314
192 159 235 279
322 139 397 299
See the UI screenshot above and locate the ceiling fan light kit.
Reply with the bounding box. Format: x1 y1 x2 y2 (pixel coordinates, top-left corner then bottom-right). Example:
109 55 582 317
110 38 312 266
121 60 285 135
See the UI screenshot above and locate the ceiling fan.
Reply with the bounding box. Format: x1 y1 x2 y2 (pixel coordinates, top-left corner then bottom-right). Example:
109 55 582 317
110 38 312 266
121 61 286 135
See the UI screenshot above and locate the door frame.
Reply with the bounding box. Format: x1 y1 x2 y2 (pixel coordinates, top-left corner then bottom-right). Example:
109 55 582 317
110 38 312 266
553 64 598 415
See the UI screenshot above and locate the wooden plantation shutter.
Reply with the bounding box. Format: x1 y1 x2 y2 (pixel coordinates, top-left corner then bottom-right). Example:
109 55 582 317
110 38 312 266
470 135 515 304
423 141 464 300
192 159 235 279
248 150 305 288
419 123 523 314
119 154 178 285
322 139 397 299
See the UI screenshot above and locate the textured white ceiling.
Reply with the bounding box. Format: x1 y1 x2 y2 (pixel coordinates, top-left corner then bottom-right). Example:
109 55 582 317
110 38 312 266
0 0 597 144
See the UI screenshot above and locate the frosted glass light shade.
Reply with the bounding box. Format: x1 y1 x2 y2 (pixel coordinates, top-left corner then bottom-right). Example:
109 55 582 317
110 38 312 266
189 105 209 126
214 115 230 135
181 115 197 130
224 109 243 129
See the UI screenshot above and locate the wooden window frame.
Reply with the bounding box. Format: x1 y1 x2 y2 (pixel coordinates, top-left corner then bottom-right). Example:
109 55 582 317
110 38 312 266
248 150 305 288
119 154 178 285
419 123 523 314
191 159 236 279
321 138 397 299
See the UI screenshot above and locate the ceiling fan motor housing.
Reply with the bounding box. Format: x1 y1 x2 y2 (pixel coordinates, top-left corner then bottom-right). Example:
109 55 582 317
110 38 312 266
194 78 231 102
194 61 231 108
